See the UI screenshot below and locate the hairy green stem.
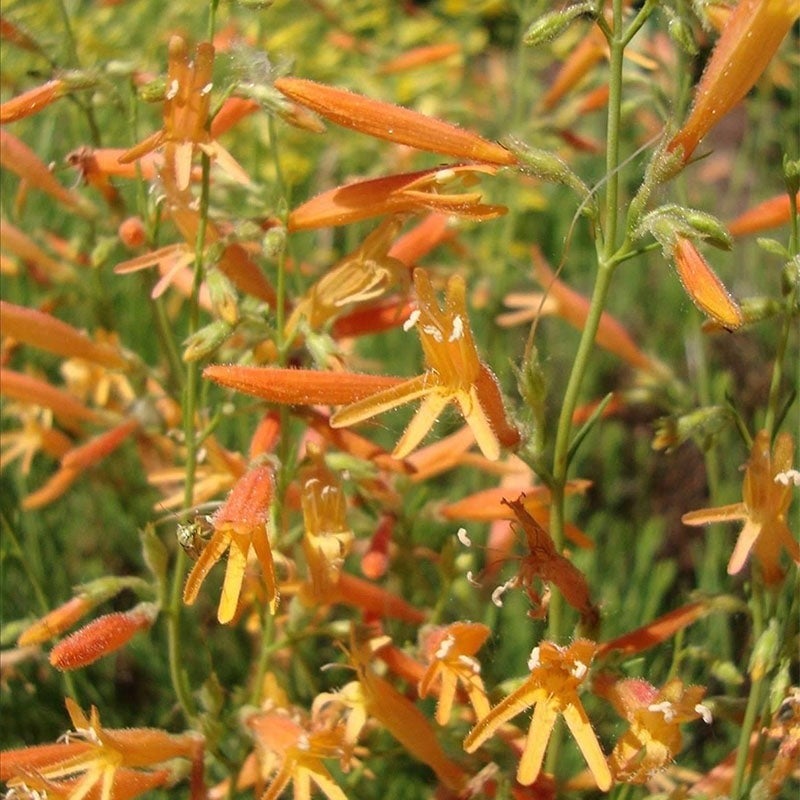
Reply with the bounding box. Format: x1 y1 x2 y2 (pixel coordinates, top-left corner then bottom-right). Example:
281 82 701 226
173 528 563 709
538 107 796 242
764 189 799 436
545 0 629 776
165 141 214 723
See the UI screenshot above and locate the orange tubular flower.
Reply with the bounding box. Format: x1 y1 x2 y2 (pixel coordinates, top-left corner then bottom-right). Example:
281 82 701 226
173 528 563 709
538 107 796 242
1 300 126 368
0 368 102 430
499 247 658 374
120 36 250 191
682 429 799 585
418 622 491 725
288 165 506 230
727 192 799 237
0 78 66 124
672 237 743 330
1 219 75 282
377 42 461 75
298 444 353 598
598 676 711 783
49 603 158 670
0 130 87 212
331 268 520 461
4 698 203 800
23 417 142 510
18 595 94 647
541 26 608 111
246 711 351 800
274 77 517 166
597 601 708 658
668 0 800 165
285 217 409 338
204 364 405 406
464 639 612 791
347 636 468 792
183 463 278 622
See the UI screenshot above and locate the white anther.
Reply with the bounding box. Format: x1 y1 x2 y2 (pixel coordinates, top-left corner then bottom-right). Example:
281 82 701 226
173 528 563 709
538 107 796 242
449 315 464 342
403 309 420 331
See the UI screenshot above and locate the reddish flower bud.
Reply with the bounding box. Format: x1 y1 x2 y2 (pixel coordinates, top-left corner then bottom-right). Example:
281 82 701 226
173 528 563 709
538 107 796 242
49 603 157 670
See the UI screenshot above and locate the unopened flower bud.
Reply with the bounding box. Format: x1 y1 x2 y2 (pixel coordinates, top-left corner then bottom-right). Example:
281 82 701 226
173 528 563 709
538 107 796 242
783 156 800 196
667 16 698 55
504 138 593 213
523 3 595 47
60 70 98 91
206 268 240 326
49 602 158 670
18 595 93 646
138 77 167 103
118 216 147 249
262 225 287 259
749 619 780 681
183 319 232 362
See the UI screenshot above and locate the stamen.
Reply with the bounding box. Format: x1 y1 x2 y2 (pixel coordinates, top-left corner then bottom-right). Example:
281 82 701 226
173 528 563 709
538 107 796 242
527 646 541 670
166 79 180 100
449 314 464 342
571 660 588 680
695 703 713 724
421 324 444 342
775 469 800 486
402 309 420 331
648 701 676 722
435 634 455 660
456 527 472 547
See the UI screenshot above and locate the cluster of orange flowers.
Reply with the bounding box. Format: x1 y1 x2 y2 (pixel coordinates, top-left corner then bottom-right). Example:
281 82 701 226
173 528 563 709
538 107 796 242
2 1 799 798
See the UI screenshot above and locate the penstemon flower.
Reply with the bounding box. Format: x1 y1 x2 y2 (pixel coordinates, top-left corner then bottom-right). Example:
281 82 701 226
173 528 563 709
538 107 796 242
464 639 612 790
183 462 278 622
668 0 800 165
418 622 491 725
597 675 712 783
120 35 250 191
682 429 799 585
331 268 520 460
2 698 203 800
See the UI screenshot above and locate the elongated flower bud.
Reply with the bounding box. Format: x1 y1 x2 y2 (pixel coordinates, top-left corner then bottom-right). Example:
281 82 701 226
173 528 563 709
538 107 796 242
49 603 157 670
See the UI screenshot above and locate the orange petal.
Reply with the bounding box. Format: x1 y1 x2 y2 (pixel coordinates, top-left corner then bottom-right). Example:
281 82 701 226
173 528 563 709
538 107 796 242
668 0 800 163
0 130 86 211
204 364 406 406
597 600 708 657
0 220 74 282
60 417 140 471
0 368 102 429
288 165 501 230
377 43 461 75
275 77 516 166
727 192 798 237
1 300 126 367
672 237 743 330
0 79 66 123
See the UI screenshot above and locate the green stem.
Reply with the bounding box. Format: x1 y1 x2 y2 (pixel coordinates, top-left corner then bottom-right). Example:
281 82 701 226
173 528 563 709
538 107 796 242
165 141 214 723
544 0 629 777
55 0 102 146
763 189 799 437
